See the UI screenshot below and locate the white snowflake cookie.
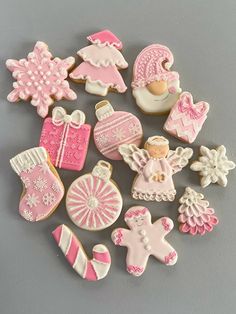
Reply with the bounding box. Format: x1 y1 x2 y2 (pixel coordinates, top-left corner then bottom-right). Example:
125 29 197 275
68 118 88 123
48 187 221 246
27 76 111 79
190 145 235 188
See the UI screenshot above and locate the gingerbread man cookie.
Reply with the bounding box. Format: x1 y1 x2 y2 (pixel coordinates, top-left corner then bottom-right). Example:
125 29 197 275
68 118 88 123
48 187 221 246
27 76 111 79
6 41 76 118
112 206 178 276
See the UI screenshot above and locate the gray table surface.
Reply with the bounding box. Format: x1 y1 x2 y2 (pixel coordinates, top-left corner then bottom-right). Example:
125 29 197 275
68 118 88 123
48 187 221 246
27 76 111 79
0 0 236 313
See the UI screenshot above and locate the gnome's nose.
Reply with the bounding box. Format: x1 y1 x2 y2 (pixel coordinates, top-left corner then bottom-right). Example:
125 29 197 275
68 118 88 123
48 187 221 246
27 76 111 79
147 80 168 95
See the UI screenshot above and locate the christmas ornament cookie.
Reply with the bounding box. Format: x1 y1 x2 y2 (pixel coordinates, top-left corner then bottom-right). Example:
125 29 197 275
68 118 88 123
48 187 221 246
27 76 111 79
132 44 181 115
10 147 64 222
53 224 111 281
119 136 193 202
178 187 219 235
69 30 128 96
39 106 91 171
190 145 235 188
6 41 76 118
66 160 123 230
94 100 143 160
164 92 210 143
112 206 177 276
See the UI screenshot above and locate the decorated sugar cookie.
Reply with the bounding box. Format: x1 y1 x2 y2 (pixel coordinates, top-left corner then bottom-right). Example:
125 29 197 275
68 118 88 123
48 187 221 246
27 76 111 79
164 92 210 143
53 224 111 281
6 41 76 118
93 100 143 160
10 147 64 222
190 145 235 188
69 30 128 96
39 107 91 171
66 160 123 230
178 187 219 235
132 44 181 115
112 206 178 276
119 136 193 202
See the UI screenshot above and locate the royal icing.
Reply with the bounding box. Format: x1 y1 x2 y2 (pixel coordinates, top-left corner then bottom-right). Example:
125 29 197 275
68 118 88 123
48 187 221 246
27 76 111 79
112 206 178 276
39 106 91 171
52 224 111 281
132 44 181 115
119 136 193 202
69 30 128 96
6 41 76 118
66 160 123 230
10 147 64 222
164 92 210 143
94 100 143 160
190 145 235 188
178 187 219 235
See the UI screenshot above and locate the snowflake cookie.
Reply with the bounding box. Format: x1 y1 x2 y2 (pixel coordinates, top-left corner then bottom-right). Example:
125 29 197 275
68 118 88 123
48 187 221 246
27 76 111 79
190 145 235 188
6 41 77 118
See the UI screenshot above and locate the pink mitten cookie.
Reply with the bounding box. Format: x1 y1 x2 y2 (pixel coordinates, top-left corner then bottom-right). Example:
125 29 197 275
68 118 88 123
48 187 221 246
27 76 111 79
94 100 143 160
132 44 181 115
164 92 210 143
39 106 91 171
178 187 219 235
112 206 178 276
119 135 193 202
66 160 123 231
69 30 128 96
6 41 76 118
10 147 64 222
52 224 111 281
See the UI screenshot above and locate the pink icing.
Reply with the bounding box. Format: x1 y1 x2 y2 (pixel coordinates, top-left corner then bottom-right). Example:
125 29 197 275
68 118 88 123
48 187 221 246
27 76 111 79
132 44 179 89
87 29 123 50
113 228 123 246
124 207 148 220
6 41 76 118
161 217 171 231
93 251 111 264
112 206 178 276
164 92 209 144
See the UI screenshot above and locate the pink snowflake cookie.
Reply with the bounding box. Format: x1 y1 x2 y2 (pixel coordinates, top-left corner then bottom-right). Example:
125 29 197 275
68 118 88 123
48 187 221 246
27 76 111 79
112 206 178 276
6 41 77 118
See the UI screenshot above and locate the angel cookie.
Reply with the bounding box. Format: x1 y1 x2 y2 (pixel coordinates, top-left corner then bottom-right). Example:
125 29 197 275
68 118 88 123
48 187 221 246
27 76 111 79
119 136 193 202
132 44 181 115
112 206 178 276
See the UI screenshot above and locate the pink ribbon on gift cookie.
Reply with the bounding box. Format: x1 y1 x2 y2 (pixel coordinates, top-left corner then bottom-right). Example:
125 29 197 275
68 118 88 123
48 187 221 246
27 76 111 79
178 92 209 119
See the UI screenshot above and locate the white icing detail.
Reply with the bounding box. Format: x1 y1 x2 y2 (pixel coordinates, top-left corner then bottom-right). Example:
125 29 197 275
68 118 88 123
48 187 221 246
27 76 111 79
145 245 151 251
92 161 112 181
51 182 61 193
26 193 40 208
139 229 146 236
132 190 176 202
112 128 125 141
42 192 56 206
73 247 87 277
85 80 108 96
95 134 109 146
95 100 114 121
33 176 47 192
21 176 31 188
38 162 50 174
129 123 141 136
21 208 34 221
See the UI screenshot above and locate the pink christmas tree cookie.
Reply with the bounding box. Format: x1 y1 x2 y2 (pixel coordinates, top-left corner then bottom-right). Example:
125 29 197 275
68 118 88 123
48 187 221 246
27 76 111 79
164 92 210 143
178 187 219 235
132 44 181 115
69 30 128 96
6 41 76 118
94 100 143 160
52 224 111 281
39 106 91 171
112 206 178 277
10 147 64 222
66 160 123 231
119 136 193 202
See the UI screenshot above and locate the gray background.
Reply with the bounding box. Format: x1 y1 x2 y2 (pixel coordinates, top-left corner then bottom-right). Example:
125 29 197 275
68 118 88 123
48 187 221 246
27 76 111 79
0 0 235 313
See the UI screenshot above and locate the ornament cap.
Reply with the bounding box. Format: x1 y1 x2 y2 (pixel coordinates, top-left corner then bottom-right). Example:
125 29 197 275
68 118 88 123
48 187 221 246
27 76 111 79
95 100 114 121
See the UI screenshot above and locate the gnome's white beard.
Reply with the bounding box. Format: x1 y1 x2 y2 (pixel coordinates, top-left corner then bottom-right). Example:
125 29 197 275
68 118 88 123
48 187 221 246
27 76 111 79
133 87 180 114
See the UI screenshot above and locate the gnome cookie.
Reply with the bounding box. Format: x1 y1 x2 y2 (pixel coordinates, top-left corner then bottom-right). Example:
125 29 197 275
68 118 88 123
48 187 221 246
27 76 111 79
70 30 128 96
112 206 178 276
119 136 193 202
132 44 181 115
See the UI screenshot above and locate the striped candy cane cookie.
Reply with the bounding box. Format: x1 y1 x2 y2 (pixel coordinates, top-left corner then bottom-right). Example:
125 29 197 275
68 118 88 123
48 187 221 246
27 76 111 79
52 224 111 281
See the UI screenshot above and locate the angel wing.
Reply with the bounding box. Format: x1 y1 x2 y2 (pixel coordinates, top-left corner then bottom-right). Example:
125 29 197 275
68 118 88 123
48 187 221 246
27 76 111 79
118 144 150 173
167 147 193 174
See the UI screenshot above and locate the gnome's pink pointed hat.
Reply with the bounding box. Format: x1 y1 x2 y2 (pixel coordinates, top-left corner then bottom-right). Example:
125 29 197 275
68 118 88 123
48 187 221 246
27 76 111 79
132 44 179 89
87 30 123 50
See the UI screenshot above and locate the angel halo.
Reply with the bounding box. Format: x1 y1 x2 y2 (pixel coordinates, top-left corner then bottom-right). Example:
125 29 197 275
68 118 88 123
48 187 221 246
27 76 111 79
119 135 193 202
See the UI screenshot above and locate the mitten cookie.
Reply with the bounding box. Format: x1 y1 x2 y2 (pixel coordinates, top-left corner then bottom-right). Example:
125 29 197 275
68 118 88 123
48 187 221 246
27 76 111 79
69 30 128 96
94 100 143 160
66 160 123 230
112 206 177 276
52 224 111 281
10 147 64 222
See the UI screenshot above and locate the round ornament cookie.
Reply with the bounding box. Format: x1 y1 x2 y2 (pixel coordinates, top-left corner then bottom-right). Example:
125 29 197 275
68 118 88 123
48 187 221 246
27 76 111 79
94 100 143 160
66 160 123 231
132 44 181 115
